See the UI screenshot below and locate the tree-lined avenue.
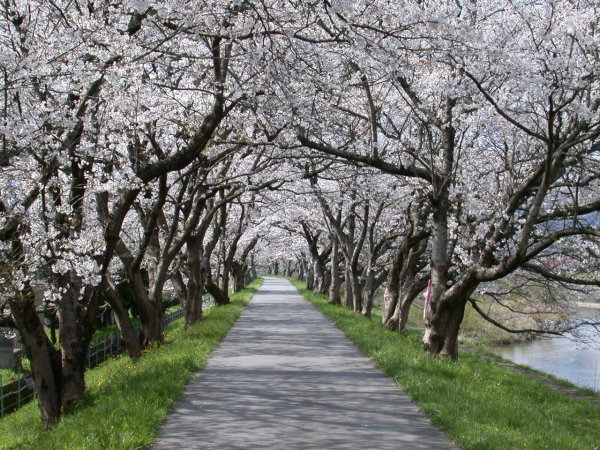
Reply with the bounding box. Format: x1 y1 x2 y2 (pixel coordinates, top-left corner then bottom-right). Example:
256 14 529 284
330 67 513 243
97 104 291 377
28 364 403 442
154 277 454 449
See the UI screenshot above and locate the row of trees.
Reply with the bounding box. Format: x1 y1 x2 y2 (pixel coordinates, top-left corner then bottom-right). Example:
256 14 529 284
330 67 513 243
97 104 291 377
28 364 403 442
0 0 294 425
265 0 600 358
0 0 598 425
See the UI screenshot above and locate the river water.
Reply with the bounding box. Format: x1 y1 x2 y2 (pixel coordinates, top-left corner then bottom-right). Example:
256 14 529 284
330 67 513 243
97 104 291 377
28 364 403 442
493 307 600 392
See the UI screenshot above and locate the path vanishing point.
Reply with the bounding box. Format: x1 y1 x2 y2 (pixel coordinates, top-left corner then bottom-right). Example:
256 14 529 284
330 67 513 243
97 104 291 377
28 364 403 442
153 277 455 449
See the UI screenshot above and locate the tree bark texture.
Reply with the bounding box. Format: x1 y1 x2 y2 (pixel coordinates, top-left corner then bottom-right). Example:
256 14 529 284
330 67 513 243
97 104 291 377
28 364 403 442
317 270 331 296
102 276 141 360
350 269 363 313
183 238 207 325
206 278 230 306
328 236 341 305
8 291 61 427
344 267 354 309
361 267 375 318
231 260 246 293
306 262 315 291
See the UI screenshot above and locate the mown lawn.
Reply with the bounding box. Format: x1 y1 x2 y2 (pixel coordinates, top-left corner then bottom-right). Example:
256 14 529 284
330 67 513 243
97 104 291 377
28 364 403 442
289 278 600 450
0 278 262 450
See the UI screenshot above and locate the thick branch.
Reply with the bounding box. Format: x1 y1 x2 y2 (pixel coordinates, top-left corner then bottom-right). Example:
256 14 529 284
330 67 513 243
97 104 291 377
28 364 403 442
469 298 565 336
297 134 433 182
523 263 600 287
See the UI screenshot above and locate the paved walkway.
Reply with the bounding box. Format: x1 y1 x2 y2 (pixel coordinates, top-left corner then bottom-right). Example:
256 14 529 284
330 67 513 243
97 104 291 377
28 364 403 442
153 277 455 449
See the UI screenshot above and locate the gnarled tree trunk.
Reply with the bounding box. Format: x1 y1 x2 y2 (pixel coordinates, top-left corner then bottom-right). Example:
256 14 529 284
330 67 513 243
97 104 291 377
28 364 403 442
306 261 315 291
344 267 353 308
102 276 141 360
424 276 477 358
8 290 61 427
350 268 363 313
206 278 230 306
138 300 164 347
328 237 341 304
297 256 305 281
183 238 207 325
231 260 246 293
317 270 331 295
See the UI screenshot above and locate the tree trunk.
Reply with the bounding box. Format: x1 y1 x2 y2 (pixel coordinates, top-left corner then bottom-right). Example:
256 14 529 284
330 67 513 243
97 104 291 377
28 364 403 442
382 243 406 329
139 300 164 348
48 311 58 345
57 273 96 415
222 268 231 299
8 290 61 427
249 255 257 280
423 100 462 358
344 267 353 308
11 273 98 425
120 257 164 347
318 270 331 295
298 257 306 281
206 278 230 306
382 283 400 330
423 298 466 359
397 295 413 333
350 269 362 313
362 267 375 317
329 237 341 305
103 276 141 360
306 262 315 291
313 259 325 294
385 281 427 332
233 272 245 292
183 239 206 325
58 299 86 414
231 260 246 293
423 277 476 359
170 271 188 308
184 285 204 326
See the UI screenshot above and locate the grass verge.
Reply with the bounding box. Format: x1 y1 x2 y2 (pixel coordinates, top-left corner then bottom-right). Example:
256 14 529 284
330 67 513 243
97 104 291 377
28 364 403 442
289 278 600 450
0 278 262 450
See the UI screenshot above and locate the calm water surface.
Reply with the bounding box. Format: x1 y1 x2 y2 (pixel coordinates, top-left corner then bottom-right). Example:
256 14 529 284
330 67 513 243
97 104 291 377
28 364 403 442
493 307 600 392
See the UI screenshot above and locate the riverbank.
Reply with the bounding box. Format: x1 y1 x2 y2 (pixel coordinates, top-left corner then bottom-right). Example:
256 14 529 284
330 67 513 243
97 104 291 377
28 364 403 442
0 279 261 449
291 278 600 449
403 296 600 347
469 347 600 406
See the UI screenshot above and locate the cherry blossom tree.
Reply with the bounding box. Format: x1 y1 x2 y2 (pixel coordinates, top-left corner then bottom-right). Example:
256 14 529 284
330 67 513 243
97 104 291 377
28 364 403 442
289 0 600 357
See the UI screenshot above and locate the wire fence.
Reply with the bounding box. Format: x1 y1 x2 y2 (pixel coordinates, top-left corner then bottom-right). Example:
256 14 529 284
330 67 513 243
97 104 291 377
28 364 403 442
164 307 184 327
87 332 123 370
0 374 35 418
1 305 186 419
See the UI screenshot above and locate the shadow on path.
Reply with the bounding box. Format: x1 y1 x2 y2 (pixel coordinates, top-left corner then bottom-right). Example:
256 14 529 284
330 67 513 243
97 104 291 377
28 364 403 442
153 277 455 449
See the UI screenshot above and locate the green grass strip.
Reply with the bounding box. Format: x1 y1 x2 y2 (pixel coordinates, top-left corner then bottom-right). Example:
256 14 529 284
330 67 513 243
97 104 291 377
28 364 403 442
0 278 262 450
289 278 600 450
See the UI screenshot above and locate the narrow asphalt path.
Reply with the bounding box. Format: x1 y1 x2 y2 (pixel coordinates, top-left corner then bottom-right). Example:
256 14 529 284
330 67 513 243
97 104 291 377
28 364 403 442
153 277 455 449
